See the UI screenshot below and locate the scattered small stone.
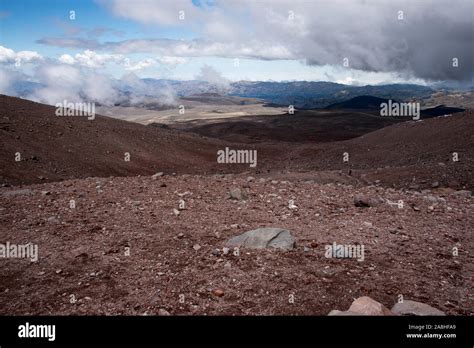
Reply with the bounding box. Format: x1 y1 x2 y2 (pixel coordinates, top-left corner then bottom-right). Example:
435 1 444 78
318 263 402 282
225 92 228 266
152 172 164 180
193 244 201 251
177 233 184 239
453 190 471 198
47 216 59 223
424 195 439 203
224 262 231 269
211 248 220 256
431 181 440 188
212 289 225 297
41 191 51 196
158 308 171 316
229 188 247 200
222 247 230 255
173 208 180 216
353 194 383 207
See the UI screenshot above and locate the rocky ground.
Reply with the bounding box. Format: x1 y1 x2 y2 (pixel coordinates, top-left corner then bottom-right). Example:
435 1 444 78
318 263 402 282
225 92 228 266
1 173 472 315
1 95 472 316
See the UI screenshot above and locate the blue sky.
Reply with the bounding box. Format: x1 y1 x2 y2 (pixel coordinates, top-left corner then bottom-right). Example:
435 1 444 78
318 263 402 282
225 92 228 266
0 0 472 85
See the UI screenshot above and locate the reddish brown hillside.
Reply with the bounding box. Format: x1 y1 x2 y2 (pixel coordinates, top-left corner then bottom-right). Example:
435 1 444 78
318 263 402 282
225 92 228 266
0 95 258 185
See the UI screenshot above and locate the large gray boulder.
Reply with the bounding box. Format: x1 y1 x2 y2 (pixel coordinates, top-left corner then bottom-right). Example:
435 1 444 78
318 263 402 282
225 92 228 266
226 227 295 250
391 300 445 316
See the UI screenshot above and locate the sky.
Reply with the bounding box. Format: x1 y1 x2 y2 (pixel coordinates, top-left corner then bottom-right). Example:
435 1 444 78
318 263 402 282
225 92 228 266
0 0 472 105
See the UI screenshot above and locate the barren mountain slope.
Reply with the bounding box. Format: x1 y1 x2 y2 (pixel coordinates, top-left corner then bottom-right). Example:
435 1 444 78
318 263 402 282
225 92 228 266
0 95 258 185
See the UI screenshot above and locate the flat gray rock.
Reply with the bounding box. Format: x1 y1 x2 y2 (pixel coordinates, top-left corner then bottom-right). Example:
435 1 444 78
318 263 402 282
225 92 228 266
226 227 295 250
391 300 445 316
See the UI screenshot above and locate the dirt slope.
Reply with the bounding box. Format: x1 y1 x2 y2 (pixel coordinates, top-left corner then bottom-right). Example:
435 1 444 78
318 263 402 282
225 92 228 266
0 95 254 185
1 95 473 191
281 111 474 190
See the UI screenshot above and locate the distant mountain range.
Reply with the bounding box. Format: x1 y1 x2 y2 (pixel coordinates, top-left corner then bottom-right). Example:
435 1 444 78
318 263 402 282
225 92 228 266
140 79 434 109
11 78 470 110
229 81 433 109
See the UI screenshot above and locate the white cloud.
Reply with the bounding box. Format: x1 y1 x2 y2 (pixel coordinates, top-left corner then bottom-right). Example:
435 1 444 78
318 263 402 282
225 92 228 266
119 72 177 105
0 50 174 107
124 58 156 71
100 0 202 26
58 54 76 65
74 50 122 68
59 50 158 71
0 46 17 62
14 62 119 107
159 56 187 67
59 50 123 68
16 51 43 62
0 68 14 93
91 0 473 82
0 45 43 64
195 64 230 91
